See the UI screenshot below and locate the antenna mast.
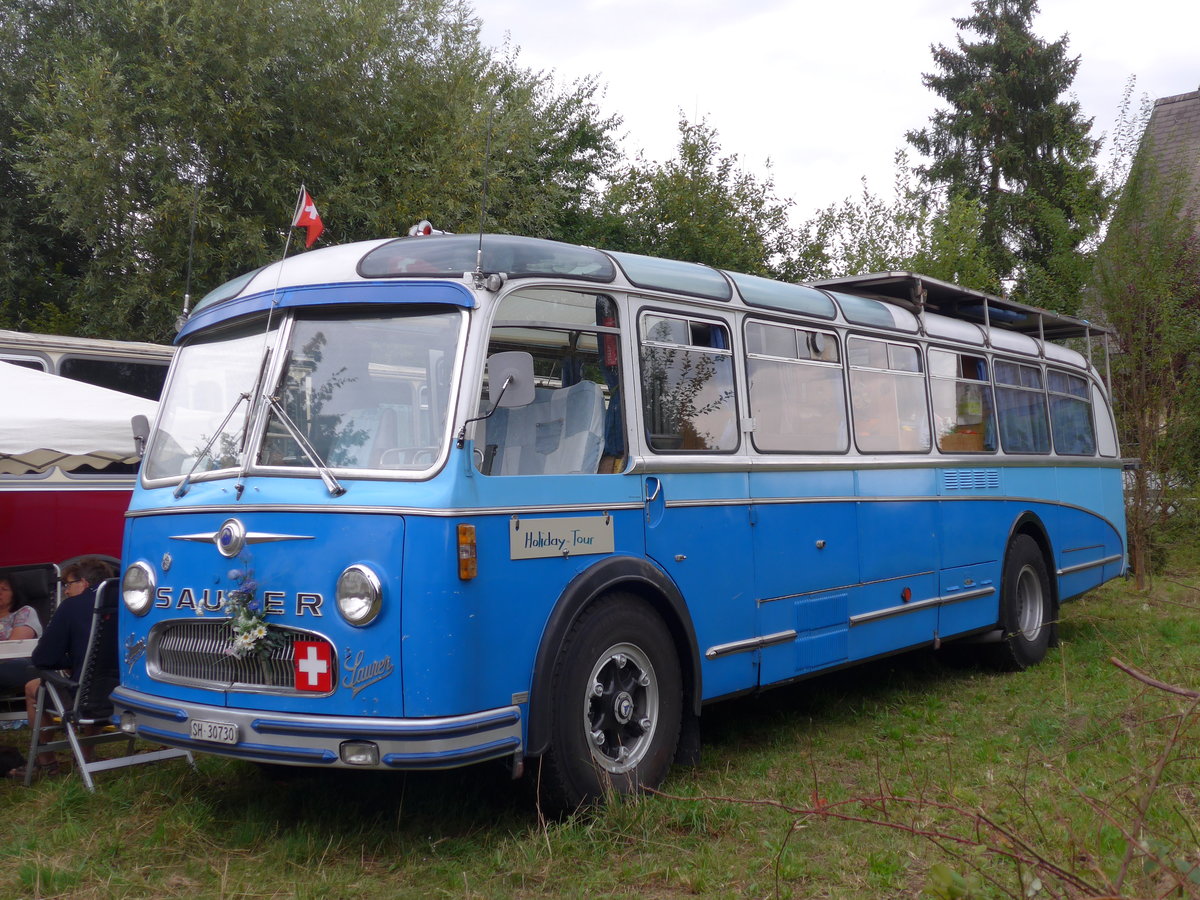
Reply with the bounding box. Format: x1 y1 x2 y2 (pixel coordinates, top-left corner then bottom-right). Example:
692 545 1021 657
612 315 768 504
176 184 200 332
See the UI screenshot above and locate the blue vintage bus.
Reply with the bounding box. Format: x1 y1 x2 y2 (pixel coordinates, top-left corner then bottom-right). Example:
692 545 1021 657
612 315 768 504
113 233 1126 811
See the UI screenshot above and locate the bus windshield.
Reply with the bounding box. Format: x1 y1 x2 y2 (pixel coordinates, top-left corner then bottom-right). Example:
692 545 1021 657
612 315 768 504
260 309 461 472
145 309 463 482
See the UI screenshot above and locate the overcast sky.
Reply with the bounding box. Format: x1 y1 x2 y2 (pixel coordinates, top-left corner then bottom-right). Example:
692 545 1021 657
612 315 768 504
474 0 1200 220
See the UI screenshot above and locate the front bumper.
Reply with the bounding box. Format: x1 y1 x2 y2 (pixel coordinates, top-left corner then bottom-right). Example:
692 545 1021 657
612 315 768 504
111 687 523 770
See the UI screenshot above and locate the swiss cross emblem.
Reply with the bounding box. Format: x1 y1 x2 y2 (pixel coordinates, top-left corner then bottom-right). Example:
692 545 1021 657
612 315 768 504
293 641 333 692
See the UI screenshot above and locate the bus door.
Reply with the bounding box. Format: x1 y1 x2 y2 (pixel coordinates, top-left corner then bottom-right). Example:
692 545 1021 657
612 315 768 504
850 485 941 659
846 336 941 660
638 311 757 699
750 488 859 687
742 320 857 686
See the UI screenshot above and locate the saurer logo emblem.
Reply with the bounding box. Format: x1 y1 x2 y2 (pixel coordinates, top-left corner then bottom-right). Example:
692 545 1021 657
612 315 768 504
342 649 395 698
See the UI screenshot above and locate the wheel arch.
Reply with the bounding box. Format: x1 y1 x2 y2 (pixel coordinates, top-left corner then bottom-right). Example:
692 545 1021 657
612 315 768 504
1005 511 1058 609
524 554 702 759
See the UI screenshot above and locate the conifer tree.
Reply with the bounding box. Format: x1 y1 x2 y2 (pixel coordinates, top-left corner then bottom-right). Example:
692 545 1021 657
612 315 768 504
907 0 1107 314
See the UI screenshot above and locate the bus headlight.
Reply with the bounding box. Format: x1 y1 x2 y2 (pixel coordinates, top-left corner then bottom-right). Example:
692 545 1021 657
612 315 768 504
122 562 156 616
336 565 382 626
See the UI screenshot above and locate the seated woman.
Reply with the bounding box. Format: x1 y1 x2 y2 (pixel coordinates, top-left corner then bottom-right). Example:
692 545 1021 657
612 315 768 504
0 575 41 642
0 575 43 692
7 557 112 780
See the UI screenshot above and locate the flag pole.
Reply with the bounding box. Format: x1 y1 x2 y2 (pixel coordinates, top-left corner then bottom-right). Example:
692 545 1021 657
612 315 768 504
269 185 306 319
282 183 306 264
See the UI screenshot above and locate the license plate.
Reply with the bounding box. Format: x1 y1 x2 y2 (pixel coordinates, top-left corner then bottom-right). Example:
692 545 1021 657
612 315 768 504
190 718 238 745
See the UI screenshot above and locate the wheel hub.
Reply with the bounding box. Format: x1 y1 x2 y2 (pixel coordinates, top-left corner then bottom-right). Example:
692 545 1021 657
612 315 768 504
1016 564 1044 638
584 641 660 774
613 691 634 724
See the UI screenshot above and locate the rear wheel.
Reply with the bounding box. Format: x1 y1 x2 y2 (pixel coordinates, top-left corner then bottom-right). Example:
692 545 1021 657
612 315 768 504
986 534 1055 671
539 593 682 815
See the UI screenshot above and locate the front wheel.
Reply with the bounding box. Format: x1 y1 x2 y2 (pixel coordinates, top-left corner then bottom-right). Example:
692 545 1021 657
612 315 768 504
986 533 1055 671
539 593 682 815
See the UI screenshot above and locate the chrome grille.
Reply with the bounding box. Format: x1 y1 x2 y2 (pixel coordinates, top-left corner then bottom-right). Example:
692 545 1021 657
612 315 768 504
147 619 335 694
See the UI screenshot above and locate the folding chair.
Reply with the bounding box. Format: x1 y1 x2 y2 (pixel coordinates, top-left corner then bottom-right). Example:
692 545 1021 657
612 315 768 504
25 578 193 790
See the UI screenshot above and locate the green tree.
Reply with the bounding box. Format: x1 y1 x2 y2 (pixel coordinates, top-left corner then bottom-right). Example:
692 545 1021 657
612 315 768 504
0 0 619 342
907 0 1107 313
585 117 808 279
1091 90 1200 588
798 151 1001 291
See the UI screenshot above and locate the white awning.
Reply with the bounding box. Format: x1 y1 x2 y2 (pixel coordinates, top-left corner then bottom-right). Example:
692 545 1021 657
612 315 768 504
0 361 158 475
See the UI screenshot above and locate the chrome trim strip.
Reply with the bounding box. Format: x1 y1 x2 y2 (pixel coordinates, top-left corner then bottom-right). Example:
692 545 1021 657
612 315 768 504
672 495 1092 509
705 629 797 660
253 707 521 740
850 596 943 624
625 455 1126 475
1056 553 1123 576
937 586 996 604
108 690 189 723
169 530 314 543
134 493 1114 523
850 586 995 626
760 571 936 605
132 501 645 519
382 736 523 769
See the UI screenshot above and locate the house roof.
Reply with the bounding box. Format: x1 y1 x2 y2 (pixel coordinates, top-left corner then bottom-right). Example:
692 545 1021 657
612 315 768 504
1141 88 1200 211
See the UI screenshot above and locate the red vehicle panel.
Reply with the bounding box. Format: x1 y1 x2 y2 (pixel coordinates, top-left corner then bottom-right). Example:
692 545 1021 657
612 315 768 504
0 485 132 567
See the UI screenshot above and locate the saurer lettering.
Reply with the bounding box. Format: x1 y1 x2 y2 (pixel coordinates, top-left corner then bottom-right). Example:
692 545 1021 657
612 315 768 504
154 586 324 616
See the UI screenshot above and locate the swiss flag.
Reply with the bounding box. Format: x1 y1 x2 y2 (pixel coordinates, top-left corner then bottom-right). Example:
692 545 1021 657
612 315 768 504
291 186 325 248
293 641 334 692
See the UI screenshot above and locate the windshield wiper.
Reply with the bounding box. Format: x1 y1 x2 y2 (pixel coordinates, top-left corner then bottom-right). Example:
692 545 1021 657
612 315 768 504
173 391 251 499
265 395 346 497
176 343 282 500
233 347 277 499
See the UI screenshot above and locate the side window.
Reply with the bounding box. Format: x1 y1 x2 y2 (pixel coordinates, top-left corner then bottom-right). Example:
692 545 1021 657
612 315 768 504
640 313 737 452
58 356 168 401
848 336 930 453
1092 383 1118 457
478 289 621 475
58 356 169 476
994 361 1050 454
929 349 996 453
1048 369 1096 456
0 355 48 372
745 321 846 452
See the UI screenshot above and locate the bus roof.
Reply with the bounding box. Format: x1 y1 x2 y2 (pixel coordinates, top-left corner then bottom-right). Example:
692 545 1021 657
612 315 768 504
807 272 1112 341
0 328 175 359
187 234 1110 347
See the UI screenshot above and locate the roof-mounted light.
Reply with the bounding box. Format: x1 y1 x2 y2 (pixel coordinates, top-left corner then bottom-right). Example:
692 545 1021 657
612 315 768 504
408 220 447 237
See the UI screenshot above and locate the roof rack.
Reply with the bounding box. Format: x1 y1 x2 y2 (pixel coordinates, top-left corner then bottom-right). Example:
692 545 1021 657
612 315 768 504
808 271 1112 342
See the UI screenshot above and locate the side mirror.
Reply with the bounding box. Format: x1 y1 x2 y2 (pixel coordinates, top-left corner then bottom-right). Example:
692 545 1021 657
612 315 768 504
131 414 151 459
455 351 535 450
486 351 535 408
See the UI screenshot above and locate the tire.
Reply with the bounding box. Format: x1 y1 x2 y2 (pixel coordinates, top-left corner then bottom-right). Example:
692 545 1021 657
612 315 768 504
986 533 1055 671
538 593 682 815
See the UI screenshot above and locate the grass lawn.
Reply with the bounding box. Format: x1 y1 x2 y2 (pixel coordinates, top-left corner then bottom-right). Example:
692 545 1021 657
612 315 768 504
3 561 1198 899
